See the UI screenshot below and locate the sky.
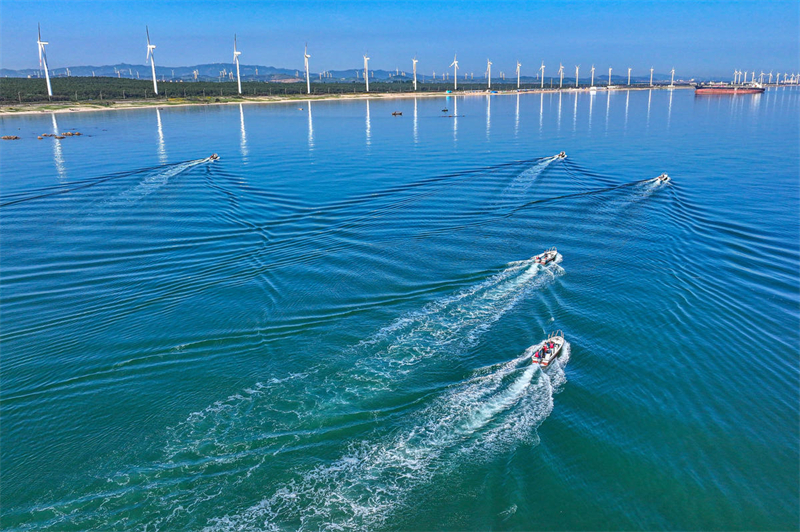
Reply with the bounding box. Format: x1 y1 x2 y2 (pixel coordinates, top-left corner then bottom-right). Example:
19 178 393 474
1 0 798 78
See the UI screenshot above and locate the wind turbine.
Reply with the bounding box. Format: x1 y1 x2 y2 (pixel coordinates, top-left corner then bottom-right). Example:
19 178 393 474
450 54 459 90
627 67 632 86
37 24 52 98
558 63 564 88
304 43 311 94
539 61 545 89
486 59 492 89
759 71 765 84
768 71 773 84
233 35 242 94
650 67 654 87
670 67 675 87
575 65 580 88
146 26 158 95
516 61 521 89
363 54 370 92
608 67 612 87
412 56 418 91
590 65 595 87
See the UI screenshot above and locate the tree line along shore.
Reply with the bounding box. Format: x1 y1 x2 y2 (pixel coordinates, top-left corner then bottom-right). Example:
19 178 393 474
1 76 688 107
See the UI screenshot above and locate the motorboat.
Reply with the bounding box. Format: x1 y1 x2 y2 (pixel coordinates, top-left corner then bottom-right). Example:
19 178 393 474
655 173 670 183
555 151 567 159
534 247 558 266
531 330 565 368
208 153 220 161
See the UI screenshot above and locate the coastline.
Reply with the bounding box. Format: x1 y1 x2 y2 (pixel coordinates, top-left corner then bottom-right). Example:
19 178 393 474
0 85 693 118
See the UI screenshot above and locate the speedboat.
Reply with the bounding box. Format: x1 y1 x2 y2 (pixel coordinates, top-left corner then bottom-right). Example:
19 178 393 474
555 151 567 159
534 247 558 266
208 153 220 161
655 173 670 183
531 330 565 368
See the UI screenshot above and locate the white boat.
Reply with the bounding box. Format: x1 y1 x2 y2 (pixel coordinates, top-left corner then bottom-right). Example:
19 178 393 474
534 247 558 266
555 151 567 159
655 172 670 183
531 330 565 368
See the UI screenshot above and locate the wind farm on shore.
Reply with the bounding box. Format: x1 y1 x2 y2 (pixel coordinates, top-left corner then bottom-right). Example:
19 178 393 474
5 24 798 107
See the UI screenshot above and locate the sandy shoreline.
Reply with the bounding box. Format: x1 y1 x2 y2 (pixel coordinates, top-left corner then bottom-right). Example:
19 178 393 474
0 86 692 118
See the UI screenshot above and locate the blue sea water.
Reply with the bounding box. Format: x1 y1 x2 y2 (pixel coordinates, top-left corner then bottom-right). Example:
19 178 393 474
1 87 798 531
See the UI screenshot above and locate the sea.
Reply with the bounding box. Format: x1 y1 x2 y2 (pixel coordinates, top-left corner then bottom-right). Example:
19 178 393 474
1 87 798 531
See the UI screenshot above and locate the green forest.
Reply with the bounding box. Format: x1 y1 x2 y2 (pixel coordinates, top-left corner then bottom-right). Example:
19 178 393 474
0 77 543 103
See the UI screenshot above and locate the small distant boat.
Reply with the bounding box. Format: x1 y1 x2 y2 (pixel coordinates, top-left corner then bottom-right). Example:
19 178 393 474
207 153 220 162
392 111 403 116
441 108 449 113
555 151 567 159
655 173 670 183
534 247 558 266
531 330 565 368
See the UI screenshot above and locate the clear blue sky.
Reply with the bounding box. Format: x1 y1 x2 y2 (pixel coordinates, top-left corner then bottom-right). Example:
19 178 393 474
2 0 798 77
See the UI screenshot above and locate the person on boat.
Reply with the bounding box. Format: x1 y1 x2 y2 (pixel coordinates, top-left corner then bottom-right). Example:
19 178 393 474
209 153 220 161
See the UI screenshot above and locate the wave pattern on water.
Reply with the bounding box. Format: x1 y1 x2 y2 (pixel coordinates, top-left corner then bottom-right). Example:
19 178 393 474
6 254 564 531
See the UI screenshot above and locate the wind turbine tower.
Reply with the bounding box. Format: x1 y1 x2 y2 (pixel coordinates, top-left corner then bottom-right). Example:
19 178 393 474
412 56 418 91
363 54 370 92
540 62 545 89
146 26 158 95
450 54 459 90
304 43 311 94
649 67 654 87
487 59 492 89
627 67 632 86
558 63 564 88
670 67 675 87
608 67 612 86
575 65 580 87
37 24 52 98
516 61 521 89
233 35 242 94
590 65 595 87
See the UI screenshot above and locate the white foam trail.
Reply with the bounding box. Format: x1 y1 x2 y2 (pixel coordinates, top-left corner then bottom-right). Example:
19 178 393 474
115 159 205 203
206 343 570 532
88 159 209 214
500 156 557 199
342 256 565 393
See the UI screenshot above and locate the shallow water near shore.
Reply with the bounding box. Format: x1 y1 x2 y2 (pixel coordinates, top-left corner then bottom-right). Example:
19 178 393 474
1 88 799 531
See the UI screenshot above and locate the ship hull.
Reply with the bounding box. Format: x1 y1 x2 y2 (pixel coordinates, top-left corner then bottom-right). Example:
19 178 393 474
695 86 765 95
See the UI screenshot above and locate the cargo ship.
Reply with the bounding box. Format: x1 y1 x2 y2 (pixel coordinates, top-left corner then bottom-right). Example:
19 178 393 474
695 83 765 95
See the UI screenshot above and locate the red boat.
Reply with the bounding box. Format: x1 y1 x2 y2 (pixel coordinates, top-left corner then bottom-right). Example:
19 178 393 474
695 83 765 95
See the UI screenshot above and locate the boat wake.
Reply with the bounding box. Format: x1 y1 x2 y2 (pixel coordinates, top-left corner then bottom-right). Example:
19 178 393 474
499 155 559 198
205 343 570 532
104 158 209 206
12 256 564 531
344 254 565 388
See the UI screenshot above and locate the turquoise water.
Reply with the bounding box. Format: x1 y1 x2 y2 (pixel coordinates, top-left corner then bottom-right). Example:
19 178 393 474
1 88 798 531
